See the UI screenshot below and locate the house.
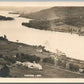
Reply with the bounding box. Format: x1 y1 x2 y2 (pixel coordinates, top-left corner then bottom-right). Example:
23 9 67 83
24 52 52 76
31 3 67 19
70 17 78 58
22 61 42 70
79 68 84 73
78 63 84 73
16 61 22 65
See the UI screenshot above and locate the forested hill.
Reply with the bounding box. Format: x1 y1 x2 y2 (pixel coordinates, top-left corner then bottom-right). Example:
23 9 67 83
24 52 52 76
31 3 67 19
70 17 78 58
21 7 84 35
20 7 84 20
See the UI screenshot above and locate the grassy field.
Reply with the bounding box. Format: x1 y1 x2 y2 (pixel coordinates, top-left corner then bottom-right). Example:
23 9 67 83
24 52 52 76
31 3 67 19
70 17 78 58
0 39 51 59
9 63 84 78
1 39 84 78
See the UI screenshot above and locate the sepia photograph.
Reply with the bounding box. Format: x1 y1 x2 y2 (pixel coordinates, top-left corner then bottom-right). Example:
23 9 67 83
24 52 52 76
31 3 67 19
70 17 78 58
1 0 84 82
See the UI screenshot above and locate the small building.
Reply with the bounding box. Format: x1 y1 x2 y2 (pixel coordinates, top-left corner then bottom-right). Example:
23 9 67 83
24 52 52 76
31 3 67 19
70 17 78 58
22 61 42 70
16 61 22 65
79 68 84 73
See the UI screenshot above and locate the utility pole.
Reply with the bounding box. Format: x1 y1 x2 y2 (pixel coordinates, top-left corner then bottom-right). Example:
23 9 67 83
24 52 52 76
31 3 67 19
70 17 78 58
54 49 59 66
54 55 58 66
78 16 82 36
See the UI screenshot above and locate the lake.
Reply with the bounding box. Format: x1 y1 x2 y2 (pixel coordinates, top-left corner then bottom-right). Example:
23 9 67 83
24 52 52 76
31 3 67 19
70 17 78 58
0 11 84 61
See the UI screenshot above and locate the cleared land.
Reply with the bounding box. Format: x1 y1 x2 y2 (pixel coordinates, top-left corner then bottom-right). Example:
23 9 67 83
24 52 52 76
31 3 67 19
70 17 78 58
0 39 84 78
10 63 84 78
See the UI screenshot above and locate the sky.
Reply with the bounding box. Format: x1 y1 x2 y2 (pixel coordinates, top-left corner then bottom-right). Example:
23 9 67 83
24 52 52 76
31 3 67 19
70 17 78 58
0 0 84 7
0 1 84 6
0 0 84 1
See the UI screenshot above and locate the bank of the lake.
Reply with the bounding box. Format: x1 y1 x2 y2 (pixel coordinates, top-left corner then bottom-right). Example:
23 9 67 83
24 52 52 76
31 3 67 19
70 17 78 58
1 37 84 78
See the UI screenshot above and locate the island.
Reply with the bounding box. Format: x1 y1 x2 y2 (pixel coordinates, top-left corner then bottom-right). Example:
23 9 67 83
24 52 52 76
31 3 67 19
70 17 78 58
0 15 14 20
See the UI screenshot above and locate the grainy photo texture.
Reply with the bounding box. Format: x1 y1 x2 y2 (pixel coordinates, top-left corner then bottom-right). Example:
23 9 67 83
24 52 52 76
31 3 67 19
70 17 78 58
0 1 84 78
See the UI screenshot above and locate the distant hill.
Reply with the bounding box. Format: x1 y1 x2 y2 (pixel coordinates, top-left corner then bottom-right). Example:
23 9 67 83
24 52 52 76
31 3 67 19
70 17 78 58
21 7 84 35
20 7 84 20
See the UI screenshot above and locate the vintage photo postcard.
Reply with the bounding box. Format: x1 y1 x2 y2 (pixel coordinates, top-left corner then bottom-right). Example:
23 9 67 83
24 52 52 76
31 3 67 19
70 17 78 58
1 0 84 83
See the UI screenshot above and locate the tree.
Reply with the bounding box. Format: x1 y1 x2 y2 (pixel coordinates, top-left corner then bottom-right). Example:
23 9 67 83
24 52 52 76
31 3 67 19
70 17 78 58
0 65 11 77
43 57 54 64
16 40 19 43
4 34 7 39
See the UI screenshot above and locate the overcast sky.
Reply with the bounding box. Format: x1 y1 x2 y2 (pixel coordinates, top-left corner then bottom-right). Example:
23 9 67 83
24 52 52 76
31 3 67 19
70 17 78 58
0 1 84 7
0 0 84 1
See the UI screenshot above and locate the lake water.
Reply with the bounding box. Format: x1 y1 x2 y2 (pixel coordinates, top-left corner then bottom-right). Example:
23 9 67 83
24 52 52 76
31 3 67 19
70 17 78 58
0 11 84 61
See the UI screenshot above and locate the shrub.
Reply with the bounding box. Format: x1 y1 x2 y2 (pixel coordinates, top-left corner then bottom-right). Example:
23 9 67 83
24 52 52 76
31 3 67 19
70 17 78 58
69 63 79 72
0 36 8 41
16 53 41 63
16 53 19 58
0 65 11 77
69 63 74 71
57 60 62 66
4 56 16 64
43 57 54 64
0 54 3 58
57 60 66 67
74 64 79 72
0 58 8 65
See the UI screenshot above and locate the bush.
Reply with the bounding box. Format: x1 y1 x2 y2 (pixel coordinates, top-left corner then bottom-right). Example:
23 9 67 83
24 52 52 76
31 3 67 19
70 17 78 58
16 53 19 58
57 60 62 66
0 36 8 41
0 54 3 58
43 57 54 64
69 63 74 71
4 56 16 64
69 63 79 72
74 64 79 72
16 53 41 63
0 58 8 65
0 65 11 77
57 60 66 68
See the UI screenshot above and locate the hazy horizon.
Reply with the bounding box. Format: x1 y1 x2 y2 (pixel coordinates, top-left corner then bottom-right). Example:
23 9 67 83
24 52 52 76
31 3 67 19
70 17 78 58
0 1 84 7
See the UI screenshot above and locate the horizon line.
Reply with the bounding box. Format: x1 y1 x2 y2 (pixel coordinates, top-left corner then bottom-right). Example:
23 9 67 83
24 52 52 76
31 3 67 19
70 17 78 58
0 0 84 1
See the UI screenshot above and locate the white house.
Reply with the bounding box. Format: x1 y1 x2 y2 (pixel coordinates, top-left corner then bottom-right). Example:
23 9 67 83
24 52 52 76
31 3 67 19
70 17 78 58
16 61 22 65
22 61 42 70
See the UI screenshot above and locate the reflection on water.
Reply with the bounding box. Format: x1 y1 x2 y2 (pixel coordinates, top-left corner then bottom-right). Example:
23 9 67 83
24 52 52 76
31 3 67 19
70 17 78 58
0 11 84 61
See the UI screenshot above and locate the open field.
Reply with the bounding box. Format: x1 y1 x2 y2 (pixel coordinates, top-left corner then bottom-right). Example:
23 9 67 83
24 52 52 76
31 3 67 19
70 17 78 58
1 38 84 78
9 63 84 78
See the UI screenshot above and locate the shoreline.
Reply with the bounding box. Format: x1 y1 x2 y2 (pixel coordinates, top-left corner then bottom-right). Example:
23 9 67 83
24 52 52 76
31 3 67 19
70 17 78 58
0 38 84 77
